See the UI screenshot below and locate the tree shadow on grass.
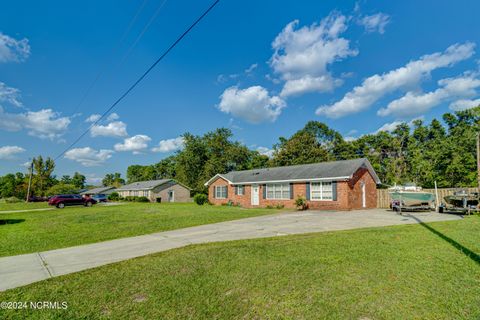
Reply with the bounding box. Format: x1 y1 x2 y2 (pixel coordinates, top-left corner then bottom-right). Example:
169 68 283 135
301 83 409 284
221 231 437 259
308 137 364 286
407 214 480 266
0 219 25 225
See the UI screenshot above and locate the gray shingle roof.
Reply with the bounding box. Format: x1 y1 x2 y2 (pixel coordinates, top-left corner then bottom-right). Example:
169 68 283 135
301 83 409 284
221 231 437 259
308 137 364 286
207 158 380 185
80 186 116 195
116 179 172 191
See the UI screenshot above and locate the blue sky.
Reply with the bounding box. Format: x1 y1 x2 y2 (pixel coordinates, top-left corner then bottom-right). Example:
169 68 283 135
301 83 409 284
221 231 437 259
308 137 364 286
1 0 479 184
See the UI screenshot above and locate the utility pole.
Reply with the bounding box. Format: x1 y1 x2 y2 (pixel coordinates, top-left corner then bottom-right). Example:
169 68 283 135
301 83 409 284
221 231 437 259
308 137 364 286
26 160 34 202
477 132 480 194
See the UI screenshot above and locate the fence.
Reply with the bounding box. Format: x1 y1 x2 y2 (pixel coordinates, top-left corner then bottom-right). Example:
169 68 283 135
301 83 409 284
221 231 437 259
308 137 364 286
377 187 479 208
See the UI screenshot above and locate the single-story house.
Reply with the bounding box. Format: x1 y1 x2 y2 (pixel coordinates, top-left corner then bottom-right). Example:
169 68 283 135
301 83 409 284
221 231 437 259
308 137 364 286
205 158 381 210
80 186 116 196
116 179 192 203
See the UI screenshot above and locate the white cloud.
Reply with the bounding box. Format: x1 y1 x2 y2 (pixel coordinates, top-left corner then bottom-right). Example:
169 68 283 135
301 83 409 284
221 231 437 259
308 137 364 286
107 113 119 121
85 114 101 123
245 63 258 74
449 98 480 111
358 13 390 34
378 74 480 117
280 75 342 97
0 32 30 63
270 13 358 97
114 135 151 154
0 145 25 159
0 82 22 107
375 117 423 134
218 86 286 123
152 137 184 153
256 146 274 158
64 147 113 167
0 107 71 139
91 121 128 137
316 42 476 118
85 173 102 185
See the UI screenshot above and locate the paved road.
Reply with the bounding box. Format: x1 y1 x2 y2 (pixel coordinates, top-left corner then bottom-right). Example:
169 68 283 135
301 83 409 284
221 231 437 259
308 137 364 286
0 209 461 291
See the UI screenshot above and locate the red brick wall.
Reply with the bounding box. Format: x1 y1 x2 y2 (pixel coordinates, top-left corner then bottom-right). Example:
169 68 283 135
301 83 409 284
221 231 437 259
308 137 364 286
208 168 377 210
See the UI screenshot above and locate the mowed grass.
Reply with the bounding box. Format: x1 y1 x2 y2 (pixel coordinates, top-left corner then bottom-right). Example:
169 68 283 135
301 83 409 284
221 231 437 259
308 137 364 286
0 203 277 257
0 201 49 211
1 216 479 319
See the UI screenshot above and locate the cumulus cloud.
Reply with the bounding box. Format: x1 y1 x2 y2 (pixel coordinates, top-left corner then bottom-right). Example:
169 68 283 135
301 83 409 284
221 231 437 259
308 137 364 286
256 146 274 158
0 32 30 63
0 82 22 107
375 117 423 134
270 13 357 97
91 121 128 138
152 137 184 153
0 107 70 139
85 114 101 123
107 113 119 121
114 135 151 154
449 98 480 111
64 147 113 167
218 86 285 123
316 42 476 118
245 63 258 74
378 74 480 117
0 145 25 159
358 13 390 34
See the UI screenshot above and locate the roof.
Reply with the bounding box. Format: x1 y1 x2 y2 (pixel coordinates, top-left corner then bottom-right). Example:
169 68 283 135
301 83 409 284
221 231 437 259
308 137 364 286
116 179 179 191
80 186 116 195
205 158 381 185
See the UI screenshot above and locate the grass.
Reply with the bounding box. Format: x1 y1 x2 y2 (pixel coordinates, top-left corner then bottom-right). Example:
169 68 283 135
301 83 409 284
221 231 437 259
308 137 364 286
0 203 277 257
1 216 479 319
0 201 49 211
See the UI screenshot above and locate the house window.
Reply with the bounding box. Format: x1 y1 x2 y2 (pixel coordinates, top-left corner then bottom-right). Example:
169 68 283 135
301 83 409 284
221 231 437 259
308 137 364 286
215 186 227 199
236 185 244 196
266 183 290 200
310 182 333 201
142 190 149 197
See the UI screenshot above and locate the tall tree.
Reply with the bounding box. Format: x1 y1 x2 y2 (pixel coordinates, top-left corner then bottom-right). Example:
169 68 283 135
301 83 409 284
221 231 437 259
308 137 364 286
71 172 86 189
32 156 55 196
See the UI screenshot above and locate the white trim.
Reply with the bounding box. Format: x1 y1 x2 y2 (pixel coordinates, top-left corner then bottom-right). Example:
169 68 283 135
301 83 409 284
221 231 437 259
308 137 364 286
230 176 350 185
309 181 334 202
214 185 227 199
265 183 291 200
204 174 232 186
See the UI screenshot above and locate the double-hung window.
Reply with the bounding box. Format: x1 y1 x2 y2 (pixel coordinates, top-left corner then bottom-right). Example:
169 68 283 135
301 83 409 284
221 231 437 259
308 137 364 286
236 185 244 196
215 186 227 199
310 182 333 201
266 183 290 200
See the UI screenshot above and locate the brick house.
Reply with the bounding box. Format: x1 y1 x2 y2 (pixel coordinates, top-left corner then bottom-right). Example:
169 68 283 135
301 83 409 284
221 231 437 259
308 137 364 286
116 179 192 203
205 158 380 210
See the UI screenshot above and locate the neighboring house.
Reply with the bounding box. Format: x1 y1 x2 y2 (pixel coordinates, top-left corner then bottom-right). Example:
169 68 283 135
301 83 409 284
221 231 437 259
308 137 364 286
116 179 192 203
205 158 381 210
80 186 116 196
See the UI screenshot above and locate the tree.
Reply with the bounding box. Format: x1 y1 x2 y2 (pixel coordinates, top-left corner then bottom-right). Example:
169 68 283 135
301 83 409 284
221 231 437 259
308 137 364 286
32 156 56 196
102 173 125 187
71 172 86 189
61 175 72 184
46 183 78 196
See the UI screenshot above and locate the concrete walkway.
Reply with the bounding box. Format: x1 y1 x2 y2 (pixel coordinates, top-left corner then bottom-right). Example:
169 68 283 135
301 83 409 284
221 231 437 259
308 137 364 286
0 209 461 291
0 208 53 214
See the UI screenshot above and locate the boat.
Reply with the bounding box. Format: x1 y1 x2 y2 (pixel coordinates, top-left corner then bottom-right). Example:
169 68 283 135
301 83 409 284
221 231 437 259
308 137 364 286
440 190 479 214
388 184 435 211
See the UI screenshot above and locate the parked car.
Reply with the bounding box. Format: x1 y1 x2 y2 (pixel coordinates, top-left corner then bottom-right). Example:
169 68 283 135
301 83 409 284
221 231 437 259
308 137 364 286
48 194 97 209
92 194 108 203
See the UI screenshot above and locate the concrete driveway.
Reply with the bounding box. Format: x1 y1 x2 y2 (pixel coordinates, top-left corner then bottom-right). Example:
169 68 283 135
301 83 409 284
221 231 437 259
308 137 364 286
0 209 461 291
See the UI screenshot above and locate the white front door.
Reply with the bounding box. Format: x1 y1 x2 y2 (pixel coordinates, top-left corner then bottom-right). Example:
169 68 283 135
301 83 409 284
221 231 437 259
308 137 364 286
361 182 366 208
168 190 174 202
251 185 259 206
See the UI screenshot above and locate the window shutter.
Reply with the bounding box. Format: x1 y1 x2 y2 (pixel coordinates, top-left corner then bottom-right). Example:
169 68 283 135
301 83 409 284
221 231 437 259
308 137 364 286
225 186 228 198
332 181 337 201
234 186 238 195
213 186 216 199
262 184 266 199
290 183 294 199
306 183 310 200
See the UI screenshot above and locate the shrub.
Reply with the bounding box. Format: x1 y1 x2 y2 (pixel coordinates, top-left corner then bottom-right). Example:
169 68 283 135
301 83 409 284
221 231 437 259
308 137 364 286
295 196 308 211
5 196 22 203
108 192 120 201
136 196 149 202
275 203 285 209
194 193 208 205
45 184 78 197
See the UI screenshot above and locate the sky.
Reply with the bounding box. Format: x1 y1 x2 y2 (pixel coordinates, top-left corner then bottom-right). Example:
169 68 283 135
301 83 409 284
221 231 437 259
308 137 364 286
1 0 480 184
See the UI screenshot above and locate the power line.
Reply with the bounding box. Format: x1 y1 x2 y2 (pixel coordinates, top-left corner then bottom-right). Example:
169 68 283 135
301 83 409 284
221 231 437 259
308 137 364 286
69 0 150 116
55 0 221 161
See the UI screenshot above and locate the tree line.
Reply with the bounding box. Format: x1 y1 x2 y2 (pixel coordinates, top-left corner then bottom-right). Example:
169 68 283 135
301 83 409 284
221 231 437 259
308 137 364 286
1 106 478 199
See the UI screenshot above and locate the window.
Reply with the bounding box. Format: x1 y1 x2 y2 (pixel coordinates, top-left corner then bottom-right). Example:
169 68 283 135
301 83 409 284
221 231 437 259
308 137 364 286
236 185 244 196
266 184 290 200
215 186 227 199
310 182 333 201
142 190 149 197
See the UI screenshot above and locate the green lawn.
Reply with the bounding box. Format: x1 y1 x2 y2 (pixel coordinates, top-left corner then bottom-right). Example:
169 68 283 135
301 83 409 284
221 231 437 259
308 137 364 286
0 201 49 211
1 216 479 319
0 203 277 257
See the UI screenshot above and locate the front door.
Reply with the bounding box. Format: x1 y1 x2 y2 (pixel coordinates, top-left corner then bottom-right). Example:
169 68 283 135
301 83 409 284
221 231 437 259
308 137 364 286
168 190 174 202
361 182 366 208
251 185 259 206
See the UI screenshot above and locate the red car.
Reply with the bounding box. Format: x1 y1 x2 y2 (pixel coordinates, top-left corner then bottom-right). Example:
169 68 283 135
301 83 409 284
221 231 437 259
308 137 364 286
48 194 97 209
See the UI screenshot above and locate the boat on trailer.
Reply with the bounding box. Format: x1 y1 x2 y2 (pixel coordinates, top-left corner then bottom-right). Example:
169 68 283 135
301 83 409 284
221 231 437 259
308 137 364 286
440 190 479 214
389 184 435 212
